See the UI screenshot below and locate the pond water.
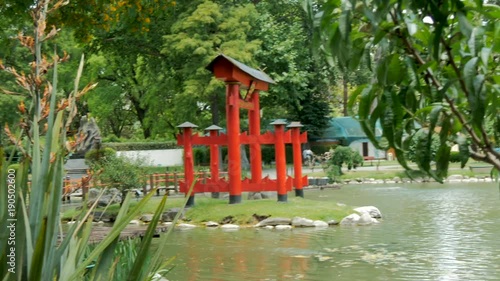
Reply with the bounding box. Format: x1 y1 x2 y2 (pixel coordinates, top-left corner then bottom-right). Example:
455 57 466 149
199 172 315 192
160 183 500 281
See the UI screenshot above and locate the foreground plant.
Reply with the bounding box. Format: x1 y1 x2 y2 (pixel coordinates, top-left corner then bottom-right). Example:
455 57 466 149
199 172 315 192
0 1 183 280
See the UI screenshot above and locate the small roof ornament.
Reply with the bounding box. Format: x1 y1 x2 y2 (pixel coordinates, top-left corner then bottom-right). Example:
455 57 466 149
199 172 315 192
177 122 198 128
205 125 223 131
270 120 287 126
287 121 304 128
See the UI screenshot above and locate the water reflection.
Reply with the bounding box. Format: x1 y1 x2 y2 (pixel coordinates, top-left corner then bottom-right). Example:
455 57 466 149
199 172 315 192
161 183 500 281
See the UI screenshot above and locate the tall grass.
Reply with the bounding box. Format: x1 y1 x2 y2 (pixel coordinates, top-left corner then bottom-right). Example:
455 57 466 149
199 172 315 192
0 1 188 280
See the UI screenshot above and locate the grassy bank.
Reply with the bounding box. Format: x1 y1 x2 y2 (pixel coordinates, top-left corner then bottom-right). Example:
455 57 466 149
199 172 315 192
62 195 353 226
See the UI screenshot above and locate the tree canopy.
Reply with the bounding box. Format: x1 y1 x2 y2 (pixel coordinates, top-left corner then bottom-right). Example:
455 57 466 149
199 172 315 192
311 0 500 179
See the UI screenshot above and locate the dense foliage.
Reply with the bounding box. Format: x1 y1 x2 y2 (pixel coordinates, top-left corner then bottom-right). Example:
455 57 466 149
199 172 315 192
312 0 500 180
325 146 363 182
1 0 369 141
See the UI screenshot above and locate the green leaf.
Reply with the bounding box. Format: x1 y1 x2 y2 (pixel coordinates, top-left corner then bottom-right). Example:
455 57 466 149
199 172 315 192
456 135 470 168
457 12 472 38
127 194 168 281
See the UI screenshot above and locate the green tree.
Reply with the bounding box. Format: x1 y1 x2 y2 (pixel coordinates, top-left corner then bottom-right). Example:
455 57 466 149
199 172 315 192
312 0 500 180
252 0 333 136
162 0 261 129
95 154 149 205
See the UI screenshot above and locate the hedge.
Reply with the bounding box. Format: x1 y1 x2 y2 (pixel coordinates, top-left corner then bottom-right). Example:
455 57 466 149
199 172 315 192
103 141 179 151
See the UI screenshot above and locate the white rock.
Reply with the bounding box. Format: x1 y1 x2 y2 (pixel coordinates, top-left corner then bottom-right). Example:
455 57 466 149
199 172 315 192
177 223 196 229
255 217 291 227
220 224 239 230
354 206 382 218
291 217 315 227
152 273 169 281
264 225 274 229
129 220 141 225
357 213 374 226
275 225 293 230
140 214 154 222
162 222 173 226
339 214 360 225
313 220 329 228
205 221 219 227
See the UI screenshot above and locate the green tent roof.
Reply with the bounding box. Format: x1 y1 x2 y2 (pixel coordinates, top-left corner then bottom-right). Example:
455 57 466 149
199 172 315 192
313 117 382 145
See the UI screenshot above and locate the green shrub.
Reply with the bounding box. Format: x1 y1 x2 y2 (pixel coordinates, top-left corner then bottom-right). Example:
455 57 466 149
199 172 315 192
102 134 121 143
96 155 149 205
325 146 364 182
85 147 117 168
449 151 463 163
193 147 210 166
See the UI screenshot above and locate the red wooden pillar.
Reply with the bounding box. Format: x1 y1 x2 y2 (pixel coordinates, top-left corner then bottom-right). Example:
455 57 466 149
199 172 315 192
226 82 242 204
178 122 198 207
206 125 222 198
248 91 262 183
271 120 287 202
288 122 304 197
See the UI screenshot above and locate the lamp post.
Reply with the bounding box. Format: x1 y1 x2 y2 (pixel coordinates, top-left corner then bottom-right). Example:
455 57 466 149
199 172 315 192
177 122 198 207
287 122 304 197
205 125 223 199
271 120 287 203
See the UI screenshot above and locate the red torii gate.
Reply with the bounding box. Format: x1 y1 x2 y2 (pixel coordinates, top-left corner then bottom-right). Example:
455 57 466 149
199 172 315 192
177 54 308 205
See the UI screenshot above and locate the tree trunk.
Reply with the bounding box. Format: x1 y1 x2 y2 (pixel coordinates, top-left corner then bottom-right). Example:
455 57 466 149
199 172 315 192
343 73 348 116
129 93 151 139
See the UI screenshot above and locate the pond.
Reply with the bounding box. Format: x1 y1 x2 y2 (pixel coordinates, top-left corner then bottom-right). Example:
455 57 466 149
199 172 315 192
160 182 500 281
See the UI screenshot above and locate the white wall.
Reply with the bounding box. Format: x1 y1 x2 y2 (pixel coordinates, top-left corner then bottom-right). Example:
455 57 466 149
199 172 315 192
117 149 184 167
349 141 386 159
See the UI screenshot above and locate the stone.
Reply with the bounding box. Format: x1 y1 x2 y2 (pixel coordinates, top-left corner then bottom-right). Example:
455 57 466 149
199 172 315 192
162 222 173 227
92 211 116 222
447 174 464 181
152 273 169 281
140 214 154 222
162 208 185 222
205 221 219 227
313 220 329 228
129 220 141 225
275 225 292 230
177 223 196 229
357 213 374 225
393 176 401 183
247 192 263 200
264 225 274 229
327 220 338 226
339 214 361 225
88 188 100 200
75 116 102 157
354 206 382 218
221 224 240 230
291 217 315 227
89 195 121 208
255 217 291 227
